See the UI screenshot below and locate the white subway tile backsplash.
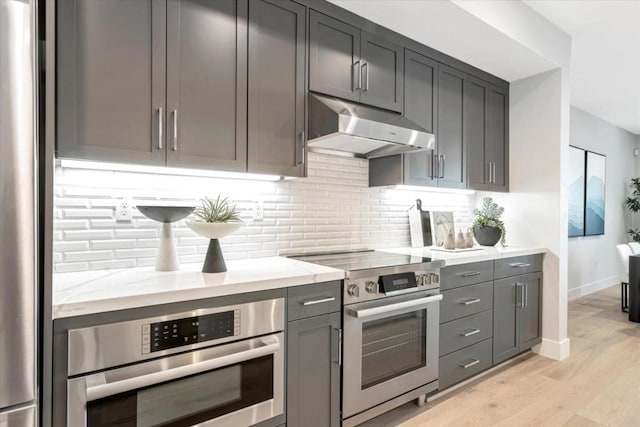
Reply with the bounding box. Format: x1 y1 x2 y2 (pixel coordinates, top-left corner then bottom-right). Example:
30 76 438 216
53 154 474 273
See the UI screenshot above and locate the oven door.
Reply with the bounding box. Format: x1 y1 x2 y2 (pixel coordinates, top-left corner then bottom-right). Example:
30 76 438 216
342 292 441 418
67 333 283 427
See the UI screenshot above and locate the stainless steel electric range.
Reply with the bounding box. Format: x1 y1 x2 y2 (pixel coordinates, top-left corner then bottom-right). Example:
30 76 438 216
290 250 445 426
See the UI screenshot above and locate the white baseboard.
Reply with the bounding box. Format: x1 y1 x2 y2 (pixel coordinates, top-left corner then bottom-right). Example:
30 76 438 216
533 337 570 361
568 275 619 301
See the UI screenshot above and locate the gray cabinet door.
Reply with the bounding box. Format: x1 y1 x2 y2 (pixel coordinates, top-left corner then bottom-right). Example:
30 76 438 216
165 0 248 171
486 84 509 191
403 49 437 187
287 312 341 427
436 65 466 189
309 10 360 102
360 32 403 112
493 277 519 364
57 0 166 165
464 76 488 190
247 0 306 177
519 273 542 350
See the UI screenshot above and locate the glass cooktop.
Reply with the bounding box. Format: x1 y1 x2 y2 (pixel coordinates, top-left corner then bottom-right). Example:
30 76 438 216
289 249 432 272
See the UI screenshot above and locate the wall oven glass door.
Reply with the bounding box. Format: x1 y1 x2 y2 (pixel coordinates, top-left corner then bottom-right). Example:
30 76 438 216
68 333 284 427
343 293 441 418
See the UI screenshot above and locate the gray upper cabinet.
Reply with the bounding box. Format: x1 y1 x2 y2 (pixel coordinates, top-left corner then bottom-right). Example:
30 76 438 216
493 272 542 365
309 10 360 102
309 11 403 112
486 85 509 191
360 32 403 112
247 0 306 177
166 0 248 171
403 49 438 187
57 0 166 165
465 78 509 192
436 65 466 189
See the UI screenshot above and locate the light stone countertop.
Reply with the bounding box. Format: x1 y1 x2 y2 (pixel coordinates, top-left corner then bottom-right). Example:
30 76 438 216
379 245 547 266
52 256 346 319
52 246 546 319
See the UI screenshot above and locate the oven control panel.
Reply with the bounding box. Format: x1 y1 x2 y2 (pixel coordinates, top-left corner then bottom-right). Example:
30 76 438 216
142 310 240 354
345 270 440 304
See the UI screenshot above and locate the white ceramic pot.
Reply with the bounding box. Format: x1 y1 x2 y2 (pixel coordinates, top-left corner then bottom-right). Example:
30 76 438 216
186 221 243 240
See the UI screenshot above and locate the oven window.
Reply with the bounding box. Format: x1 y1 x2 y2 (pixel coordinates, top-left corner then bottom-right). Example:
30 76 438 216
361 310 426 389
86 355 273 427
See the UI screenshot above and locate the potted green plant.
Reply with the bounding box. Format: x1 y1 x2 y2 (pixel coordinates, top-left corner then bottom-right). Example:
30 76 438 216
472 197 506 246
186 195 243 273
625 178 640 242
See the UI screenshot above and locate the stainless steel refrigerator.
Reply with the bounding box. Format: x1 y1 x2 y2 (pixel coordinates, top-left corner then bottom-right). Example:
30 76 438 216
0 0 38 425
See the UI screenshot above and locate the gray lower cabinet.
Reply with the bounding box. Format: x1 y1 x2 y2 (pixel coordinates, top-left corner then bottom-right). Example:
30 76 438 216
287 312 341 427
248 0 306 177
309 10 403 112
286 281 341 427
166 0 248 171
493 272 542 365
439 338 493 390
57 0 166 165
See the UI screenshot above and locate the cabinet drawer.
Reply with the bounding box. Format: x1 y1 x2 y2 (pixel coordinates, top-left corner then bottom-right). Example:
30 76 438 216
440 261 493 290
439 338 492 390
494 254 542 279
440 281 493 323
287 281 342 321
439 310 493 356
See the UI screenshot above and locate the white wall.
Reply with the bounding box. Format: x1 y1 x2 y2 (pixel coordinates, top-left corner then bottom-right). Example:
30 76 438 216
53 154 475 273
567 107 637 299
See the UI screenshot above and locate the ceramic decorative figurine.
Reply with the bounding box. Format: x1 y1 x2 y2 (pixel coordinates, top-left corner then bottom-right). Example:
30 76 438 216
444 230 456 250
465 230 474 248
455 229 466 249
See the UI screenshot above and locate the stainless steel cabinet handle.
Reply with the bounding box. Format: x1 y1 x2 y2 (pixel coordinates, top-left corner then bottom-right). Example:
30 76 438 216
171 110 178 151
301 296 335 306
523 283 528 308
362 62 369 91
459 358 480 369
157 107 163 149
460 271 481 278
86 337 280 402
461 298 481 305
334 328 342 366
488 162 493 183
492 162 496 183
459 328 480 337
348 294 443 318
430 153 436 179
516 283 525 308
353 60 361 91
510 263 531 268
439 155 445 178
298 130 306 165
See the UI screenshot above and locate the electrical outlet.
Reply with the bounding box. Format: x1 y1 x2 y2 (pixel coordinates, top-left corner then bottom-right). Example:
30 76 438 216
252 200 264 221
115 197 132 221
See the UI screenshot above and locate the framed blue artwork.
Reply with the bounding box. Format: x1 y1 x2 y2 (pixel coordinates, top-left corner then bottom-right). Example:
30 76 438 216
585 151 606 236
568 146 586 237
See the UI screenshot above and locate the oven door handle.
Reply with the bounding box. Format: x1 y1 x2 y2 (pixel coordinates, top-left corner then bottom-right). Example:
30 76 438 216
86 336 281 402
346 294 443 319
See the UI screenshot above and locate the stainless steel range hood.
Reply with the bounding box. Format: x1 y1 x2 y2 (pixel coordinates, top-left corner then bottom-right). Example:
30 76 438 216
307 93 435 159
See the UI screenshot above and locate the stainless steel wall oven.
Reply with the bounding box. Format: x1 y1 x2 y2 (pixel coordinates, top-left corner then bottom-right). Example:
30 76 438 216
64 298 284 427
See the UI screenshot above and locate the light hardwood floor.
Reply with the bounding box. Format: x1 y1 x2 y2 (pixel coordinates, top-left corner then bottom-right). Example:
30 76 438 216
362 285 638 427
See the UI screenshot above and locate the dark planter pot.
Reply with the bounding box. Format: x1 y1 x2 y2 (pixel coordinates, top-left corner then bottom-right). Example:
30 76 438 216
473 226 501 246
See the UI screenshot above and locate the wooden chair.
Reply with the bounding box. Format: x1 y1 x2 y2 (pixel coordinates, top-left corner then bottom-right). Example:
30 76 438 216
617 244 633 312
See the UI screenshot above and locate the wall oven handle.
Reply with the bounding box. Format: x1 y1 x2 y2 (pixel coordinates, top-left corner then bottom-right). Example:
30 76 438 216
347 294 443 319
86 337 281 402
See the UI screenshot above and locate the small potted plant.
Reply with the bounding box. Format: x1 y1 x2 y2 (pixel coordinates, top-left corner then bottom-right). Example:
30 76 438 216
187 195 243 273
472 197 506 247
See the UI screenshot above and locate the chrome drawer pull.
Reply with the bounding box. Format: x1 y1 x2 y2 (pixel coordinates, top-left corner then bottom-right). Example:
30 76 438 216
510 263 531 268
461 298 481 305
460 271 481 277
459 328 480 337
301 296 336 306
459 358 480 369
